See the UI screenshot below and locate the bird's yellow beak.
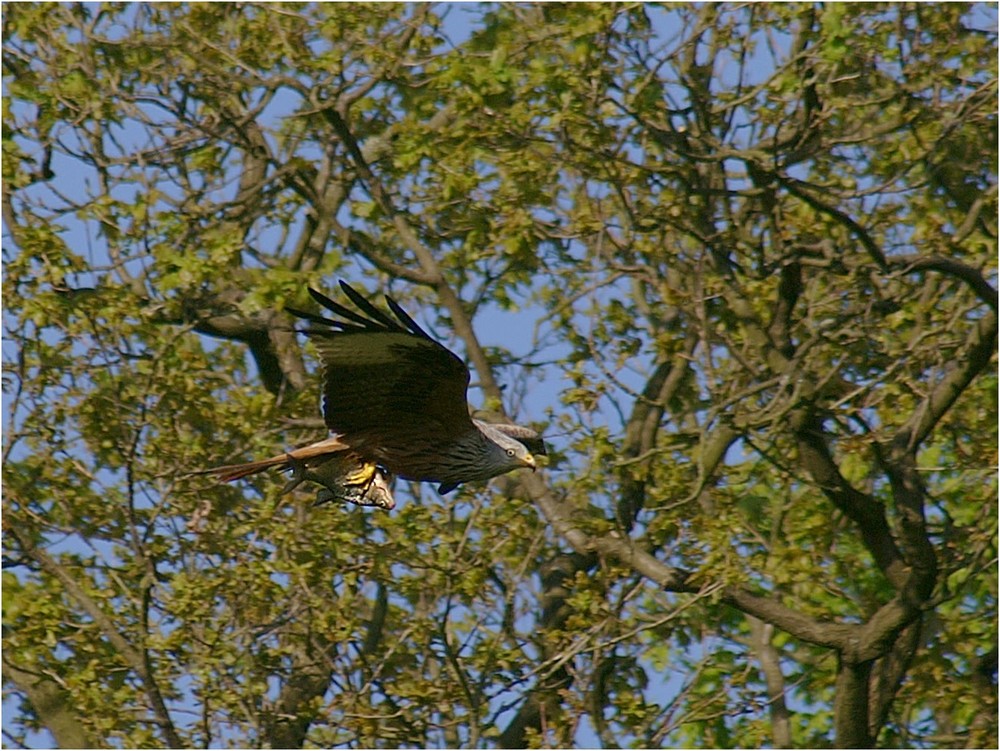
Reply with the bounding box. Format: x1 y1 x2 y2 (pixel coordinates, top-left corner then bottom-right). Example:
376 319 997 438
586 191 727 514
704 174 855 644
524 454 537 471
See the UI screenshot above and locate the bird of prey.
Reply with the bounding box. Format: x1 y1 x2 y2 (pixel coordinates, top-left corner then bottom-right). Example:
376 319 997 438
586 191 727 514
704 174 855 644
286 281 544 494
202 281 544 502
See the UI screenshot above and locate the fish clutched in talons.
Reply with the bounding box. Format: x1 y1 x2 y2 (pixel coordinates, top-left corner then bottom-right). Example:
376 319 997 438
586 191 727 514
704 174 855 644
314 466 394 509
195 436 396 510
297 454 396 510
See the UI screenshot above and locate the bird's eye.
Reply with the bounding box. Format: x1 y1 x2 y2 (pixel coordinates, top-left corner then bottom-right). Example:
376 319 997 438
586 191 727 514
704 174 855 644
506 448 516 458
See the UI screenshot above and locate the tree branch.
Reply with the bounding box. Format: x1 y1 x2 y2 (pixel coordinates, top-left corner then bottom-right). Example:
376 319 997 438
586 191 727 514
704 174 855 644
521 473 857 650
867 620 922 741
265 636 333 750
777 175 889 272
498 552 595 748
891 309 997 453
193 314 292 395
747 616 791 748
617 337 695 530
792 410 908 587
889 255 998 312
7 526 183 748
1 652 97 749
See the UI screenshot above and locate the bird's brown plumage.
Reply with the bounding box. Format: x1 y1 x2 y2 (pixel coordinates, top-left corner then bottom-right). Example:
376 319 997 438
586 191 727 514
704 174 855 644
199 281 544 501
287 282 544 490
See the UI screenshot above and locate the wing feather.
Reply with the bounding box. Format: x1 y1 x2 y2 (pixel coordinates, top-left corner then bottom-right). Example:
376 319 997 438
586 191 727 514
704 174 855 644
284 305 348 329
309 286 394 330
290 282 475 473
336 281 405 331
383 293 434 340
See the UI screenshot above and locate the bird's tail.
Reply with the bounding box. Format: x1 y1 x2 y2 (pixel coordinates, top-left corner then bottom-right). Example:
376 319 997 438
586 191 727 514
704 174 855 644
187 452 295 482
193 436 351 482
202 455 292 482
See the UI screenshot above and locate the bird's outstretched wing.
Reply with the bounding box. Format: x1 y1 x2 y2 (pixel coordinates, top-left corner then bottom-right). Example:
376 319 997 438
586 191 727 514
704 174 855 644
287 282 476 473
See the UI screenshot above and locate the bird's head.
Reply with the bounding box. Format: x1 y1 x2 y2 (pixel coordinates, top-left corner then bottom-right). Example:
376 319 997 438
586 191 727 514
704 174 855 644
480 424 538 476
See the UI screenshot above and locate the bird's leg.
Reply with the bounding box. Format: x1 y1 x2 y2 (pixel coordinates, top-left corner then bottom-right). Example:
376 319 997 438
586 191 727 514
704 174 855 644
279 453 307 495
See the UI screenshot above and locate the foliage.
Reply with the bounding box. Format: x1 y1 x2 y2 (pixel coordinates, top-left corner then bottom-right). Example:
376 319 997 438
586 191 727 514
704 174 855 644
3 3 996 748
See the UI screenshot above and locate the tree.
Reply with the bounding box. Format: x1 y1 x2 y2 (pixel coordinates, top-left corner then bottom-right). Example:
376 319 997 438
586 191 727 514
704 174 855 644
3 3 996 748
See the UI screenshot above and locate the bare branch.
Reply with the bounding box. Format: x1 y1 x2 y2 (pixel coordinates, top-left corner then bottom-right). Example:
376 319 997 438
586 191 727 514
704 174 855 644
892 310 998 453
888 255 997 312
